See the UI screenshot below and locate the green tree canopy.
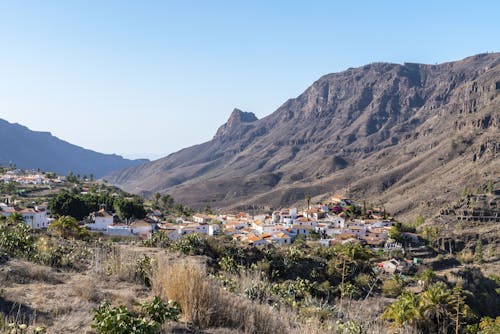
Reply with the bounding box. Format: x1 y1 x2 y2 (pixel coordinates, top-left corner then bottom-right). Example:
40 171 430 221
113 198 146 221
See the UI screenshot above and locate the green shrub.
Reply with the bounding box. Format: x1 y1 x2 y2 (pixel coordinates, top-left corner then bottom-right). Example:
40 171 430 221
135 255 153 287
381 278 403 298
92 297 179 334
0 222 36 257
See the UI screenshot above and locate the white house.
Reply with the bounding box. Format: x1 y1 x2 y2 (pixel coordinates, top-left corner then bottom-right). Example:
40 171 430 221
343 225 367 238
131 220 155 235
107 223 132 236
88 209 114 231
208 224 220 236
290 224 312 237
0 204 48 229
271 232 293 245
19 208 48 229
193 213 211 224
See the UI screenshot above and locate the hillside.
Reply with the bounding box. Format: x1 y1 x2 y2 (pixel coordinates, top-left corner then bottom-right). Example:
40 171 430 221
106 53 500 218
0 119 148 177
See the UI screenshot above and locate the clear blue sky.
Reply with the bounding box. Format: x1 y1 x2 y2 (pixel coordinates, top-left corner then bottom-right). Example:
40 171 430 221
0 1 498 160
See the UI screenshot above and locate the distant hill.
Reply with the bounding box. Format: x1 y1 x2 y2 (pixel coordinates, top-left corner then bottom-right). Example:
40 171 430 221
106 53 499 218
0 119 148 177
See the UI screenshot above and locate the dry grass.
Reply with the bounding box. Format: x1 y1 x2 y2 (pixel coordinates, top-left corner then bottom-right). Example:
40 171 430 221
73 277 103 303
0 260 64 285
150 257 406 334
152 258 289 334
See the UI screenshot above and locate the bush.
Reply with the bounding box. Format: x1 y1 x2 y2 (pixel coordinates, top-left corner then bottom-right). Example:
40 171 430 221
92 297 178 334
0 222 36 257
381 279 403 298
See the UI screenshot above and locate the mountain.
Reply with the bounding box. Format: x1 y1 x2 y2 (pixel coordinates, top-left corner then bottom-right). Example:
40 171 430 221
0 119 148 177
106 53 499 218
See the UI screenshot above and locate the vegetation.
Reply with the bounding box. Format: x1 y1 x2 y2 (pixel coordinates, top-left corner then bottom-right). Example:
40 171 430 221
92 296 179 334
0 173 498 333
49 215 89 239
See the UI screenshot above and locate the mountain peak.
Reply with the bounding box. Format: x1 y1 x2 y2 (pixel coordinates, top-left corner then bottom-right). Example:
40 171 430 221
228 108 258 123
214 109 258 141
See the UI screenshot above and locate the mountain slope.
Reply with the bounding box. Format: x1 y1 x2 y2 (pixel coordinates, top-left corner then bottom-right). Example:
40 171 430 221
0 119 148 177
106 53 499 217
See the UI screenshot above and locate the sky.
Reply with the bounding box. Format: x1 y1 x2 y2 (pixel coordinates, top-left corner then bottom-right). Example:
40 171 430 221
0 1 498 160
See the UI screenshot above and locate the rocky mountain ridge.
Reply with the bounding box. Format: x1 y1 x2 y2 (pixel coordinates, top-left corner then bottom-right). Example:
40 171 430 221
106 53 499 218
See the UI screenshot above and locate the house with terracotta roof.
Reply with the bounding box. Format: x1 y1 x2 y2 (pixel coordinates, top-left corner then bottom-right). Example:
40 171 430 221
0 204 48 229
271 232 293 245
244 233 269 247
18 207 48 229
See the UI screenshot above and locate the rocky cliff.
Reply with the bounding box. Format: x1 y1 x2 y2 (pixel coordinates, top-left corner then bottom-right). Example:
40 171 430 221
105 53 499 218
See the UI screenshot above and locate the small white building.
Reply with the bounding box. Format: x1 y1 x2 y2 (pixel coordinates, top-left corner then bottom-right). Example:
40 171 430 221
107 223 133 236
193 213 211 224
208 224 220 236
290 224 312 236
271 232 293 245
19 208 48 229
131 220 155 235
88 209 114 231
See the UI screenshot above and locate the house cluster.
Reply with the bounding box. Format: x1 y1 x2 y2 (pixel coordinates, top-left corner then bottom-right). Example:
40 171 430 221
0 169 64 185
178 195 396 248
0 202 49 229
84 208 158 238
84 207 221 239
0 190 397 251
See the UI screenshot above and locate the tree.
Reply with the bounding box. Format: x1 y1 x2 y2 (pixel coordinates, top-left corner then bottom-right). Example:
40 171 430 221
203 205 213 214
389 223 403 242
419 269 437 289
418 282 454 332
49 215 88 239
160 194 174 211
382 291 421 329
48 191 88 220
0 220 35 256
475 239 483 263
6 212 24 226
66 172 79 184
153 193 161 206
113 198 146 221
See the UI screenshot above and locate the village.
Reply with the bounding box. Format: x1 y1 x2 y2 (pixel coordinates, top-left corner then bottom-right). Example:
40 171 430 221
0 167 425 278
0 168 66 186
0 192 398 247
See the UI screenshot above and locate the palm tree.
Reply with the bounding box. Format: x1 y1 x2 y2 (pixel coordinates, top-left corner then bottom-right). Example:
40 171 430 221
419 269 437 289
418 282 454 333
305 194 311 210
382 291 421 329
49 215 88 239
6 212 24 226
